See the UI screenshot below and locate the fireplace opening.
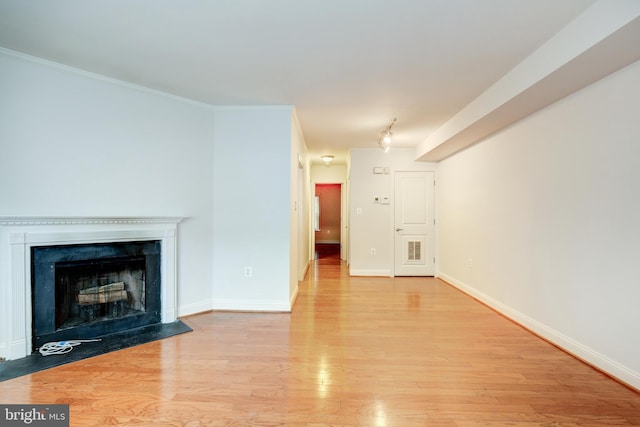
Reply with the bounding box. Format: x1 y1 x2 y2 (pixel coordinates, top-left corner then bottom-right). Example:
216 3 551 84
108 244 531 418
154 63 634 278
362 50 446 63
55 255 147 330
31 240 161 352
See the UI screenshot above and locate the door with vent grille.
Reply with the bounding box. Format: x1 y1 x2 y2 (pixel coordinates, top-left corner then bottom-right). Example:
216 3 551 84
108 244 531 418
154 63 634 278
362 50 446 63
394 171 434 276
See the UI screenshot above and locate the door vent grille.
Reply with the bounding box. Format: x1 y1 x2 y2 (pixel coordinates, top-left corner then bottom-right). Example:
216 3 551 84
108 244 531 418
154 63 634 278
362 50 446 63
408 241 422 261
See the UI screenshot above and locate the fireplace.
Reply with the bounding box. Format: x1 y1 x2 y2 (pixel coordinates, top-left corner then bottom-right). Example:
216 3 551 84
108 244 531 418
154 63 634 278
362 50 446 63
31 240 161 351
0 217 183 360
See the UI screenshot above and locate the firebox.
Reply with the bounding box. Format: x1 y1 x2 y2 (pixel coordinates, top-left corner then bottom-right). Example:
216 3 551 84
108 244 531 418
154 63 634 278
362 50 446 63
31 240 161 352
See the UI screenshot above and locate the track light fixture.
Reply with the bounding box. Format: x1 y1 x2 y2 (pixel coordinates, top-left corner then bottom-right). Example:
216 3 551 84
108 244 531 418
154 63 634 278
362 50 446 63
378 117 397 152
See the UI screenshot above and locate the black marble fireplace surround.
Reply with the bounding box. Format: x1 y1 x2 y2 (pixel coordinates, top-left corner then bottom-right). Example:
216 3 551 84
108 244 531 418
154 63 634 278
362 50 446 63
31 240 161 351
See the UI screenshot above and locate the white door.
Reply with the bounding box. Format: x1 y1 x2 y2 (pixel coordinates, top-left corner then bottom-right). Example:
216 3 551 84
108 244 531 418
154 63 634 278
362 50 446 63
394 171 435 276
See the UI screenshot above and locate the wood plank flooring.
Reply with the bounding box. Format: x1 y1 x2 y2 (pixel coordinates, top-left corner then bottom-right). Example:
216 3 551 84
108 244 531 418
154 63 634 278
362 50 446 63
1 254 639 426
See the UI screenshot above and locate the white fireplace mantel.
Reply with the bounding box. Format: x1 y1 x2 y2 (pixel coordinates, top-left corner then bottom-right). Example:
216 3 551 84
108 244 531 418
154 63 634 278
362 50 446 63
0 216 184 360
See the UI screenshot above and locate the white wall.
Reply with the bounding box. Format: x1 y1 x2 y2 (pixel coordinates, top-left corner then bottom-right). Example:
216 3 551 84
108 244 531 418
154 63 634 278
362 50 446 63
311 164 348 183
291 110 310 297
437 59 640 389
0 51 215 318
349 148 437 276
0 51 310 322
212 106 295 311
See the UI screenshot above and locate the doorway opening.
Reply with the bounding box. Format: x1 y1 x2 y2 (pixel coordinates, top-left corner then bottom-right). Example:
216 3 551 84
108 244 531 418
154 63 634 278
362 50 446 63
314 183 342 261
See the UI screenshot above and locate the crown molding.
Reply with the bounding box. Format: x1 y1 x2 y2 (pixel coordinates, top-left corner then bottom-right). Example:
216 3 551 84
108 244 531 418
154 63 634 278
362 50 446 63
0 47 213 110
0 216 186 226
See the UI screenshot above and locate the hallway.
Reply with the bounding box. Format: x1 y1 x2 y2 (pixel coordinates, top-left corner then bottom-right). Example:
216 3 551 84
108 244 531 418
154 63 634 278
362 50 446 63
314 243 341 266
0 260 639 425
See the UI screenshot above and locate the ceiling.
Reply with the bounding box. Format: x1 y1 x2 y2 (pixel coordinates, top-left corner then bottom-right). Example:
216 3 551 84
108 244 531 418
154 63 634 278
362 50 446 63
0 0 597 164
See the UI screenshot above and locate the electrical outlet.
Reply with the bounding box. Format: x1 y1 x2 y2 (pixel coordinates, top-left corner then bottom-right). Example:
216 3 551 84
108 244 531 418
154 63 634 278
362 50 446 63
244 266 252 277
468 258 473 268
371 248 376 255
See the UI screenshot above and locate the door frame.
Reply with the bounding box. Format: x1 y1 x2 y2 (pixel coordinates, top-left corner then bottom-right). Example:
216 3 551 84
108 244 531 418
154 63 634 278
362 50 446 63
312 180 347 261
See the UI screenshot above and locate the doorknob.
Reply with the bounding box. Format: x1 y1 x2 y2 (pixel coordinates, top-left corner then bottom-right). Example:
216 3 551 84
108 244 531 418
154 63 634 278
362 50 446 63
396 228 403 232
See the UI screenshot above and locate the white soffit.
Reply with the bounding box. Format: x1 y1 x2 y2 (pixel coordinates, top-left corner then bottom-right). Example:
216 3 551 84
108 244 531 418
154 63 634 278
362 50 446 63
416 0 640 162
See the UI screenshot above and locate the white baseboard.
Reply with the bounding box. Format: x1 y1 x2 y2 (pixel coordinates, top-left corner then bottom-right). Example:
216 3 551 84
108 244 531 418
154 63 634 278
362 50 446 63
300 260 310 281
290 285 299 309
178 300 214 317
437 271 640 391
212 299 291 312
349 268 391 277
178 289 300 316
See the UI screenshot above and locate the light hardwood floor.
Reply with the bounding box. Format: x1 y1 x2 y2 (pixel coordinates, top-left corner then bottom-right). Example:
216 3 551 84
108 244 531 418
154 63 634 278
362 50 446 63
1 254 639 426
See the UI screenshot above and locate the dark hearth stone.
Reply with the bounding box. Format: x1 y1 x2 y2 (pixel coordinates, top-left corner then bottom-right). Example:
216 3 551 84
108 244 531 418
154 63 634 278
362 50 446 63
0 320 192 382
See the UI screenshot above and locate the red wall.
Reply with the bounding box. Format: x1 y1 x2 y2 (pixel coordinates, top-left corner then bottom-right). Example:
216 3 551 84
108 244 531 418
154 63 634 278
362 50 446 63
315 183 341 243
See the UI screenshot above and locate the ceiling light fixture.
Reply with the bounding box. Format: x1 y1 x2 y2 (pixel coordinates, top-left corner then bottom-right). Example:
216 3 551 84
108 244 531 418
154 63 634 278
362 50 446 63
321 155 334 165
378 117 397 152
